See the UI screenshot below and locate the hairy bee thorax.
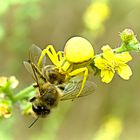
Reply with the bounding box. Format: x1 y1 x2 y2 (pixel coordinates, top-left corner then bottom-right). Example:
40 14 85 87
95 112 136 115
42 66 66 85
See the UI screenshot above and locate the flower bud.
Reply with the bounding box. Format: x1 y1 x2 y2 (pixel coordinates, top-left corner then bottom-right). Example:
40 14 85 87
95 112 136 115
120 29 134 43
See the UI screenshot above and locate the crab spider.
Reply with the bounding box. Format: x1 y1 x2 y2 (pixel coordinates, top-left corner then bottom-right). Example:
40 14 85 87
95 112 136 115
37 37 94 98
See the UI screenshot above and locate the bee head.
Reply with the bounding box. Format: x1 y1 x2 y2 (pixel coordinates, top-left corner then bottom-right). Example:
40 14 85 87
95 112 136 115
30 96 50 117
32 104 50 117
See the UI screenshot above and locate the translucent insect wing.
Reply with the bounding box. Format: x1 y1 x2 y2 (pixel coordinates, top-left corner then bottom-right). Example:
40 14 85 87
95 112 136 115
60 80 96 101
23 61 46 85
24 61 36 80
29 44 47 68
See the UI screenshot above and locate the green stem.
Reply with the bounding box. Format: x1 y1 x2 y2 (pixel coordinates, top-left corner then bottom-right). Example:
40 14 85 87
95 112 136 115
114 44 127 53
115 43 140 53
14 85 35 102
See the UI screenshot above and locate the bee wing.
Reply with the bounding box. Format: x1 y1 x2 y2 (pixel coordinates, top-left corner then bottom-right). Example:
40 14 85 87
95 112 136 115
29 44 47 68
60 79 97 101
23 61 47 85
24 61 36 80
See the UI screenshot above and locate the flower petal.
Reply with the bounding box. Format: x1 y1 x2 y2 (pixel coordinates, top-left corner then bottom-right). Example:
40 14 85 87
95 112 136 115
101 45 112 52
94 56 106 69
116 64 132 80
101 70 114 83
115 52 132 63
102 45 115 61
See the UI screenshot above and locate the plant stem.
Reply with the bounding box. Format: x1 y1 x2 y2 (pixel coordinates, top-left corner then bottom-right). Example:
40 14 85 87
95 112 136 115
115 43 140 53
14 85 35 102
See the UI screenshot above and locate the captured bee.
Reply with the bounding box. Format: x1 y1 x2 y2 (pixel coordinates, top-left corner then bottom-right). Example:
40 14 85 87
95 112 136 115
24 60 62 127
24 60 60 114
24 59 96 127
24 45 96 128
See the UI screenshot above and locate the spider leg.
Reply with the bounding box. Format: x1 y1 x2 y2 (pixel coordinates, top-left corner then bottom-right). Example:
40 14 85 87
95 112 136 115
57 51 64 61
37 45 60 67
69 67 88 98
56 51 65 67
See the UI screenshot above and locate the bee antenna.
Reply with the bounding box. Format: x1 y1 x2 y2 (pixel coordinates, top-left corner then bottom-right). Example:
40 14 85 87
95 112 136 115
28 116 39 128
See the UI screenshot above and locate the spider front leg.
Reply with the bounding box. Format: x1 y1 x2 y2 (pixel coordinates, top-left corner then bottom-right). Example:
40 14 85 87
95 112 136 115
57 51 64 61
56 51 65 68
37 45 60 67
69 67 88 98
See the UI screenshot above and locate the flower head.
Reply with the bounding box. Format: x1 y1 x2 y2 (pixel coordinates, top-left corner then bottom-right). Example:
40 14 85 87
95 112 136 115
94 45 132 83
93 116 123 140
21 101 35 116
83 2 110 31
0 77 8 87
0 100 12 118
8 76 19 89
0 76 19 89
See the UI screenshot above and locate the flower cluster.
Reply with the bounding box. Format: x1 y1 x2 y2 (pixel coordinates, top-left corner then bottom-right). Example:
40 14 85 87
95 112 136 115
83 2 110 31
93 116 123 140
0 76 35 118
0 100 12 118
0 76 18 118
94 45 132 83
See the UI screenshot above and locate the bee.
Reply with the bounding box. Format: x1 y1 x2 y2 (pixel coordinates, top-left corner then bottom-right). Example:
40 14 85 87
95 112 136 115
24 60 96 128
24 44 96 127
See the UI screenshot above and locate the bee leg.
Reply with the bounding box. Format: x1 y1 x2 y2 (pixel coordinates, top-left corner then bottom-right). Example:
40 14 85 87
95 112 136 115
69 67 88 98
30 97 36 102
37 45 60 67
33 83 38 88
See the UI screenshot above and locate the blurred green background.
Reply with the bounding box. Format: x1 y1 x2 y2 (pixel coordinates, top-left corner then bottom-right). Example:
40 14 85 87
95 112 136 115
0 0 140 140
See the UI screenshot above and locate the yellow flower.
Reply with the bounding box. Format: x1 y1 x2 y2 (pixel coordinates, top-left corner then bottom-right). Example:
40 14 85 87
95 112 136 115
9 76 19 89
94 45 132 83
83 2 110 31
0 101 12 118
0 77 7 87
92 116 123 140
21 103 35 116
0 76 19 89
